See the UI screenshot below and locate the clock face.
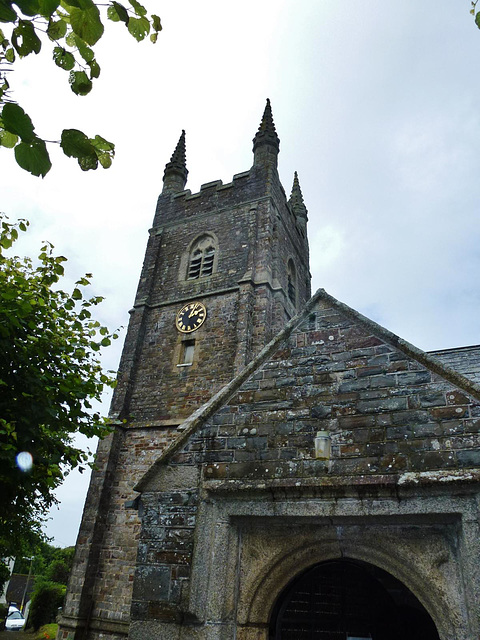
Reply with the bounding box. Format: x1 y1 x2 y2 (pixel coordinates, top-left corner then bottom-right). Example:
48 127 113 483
175 302 207 333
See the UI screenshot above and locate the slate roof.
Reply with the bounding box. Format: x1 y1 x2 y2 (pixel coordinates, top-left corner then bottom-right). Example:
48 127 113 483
6 574 34 607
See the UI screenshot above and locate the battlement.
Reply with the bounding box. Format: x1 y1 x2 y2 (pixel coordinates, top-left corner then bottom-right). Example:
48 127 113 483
154 162 285 227
170 170 252 204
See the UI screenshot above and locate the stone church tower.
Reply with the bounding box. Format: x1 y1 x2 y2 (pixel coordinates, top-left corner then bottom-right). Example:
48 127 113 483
59 101 480 640
58 101 311 640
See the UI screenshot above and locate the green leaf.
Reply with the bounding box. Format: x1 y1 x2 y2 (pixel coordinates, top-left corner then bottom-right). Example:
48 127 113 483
90 134 114 168
61 0 98 10
38 0 60 17
87 58 100 79
60 128 93 158
65 31 76 47
13 0 41 17
2 103 35 142
476 11 480 29
0 78 10 100
47 18 67 40
78 155 98 171
78 154 97 170
129 0 146 16
0 128 18 148
106 4 119 21
127 15 149 41
68 70 92 95
151 14 161 32
5 47 15 62
90 134 114 153
14 137 52 177
0 1 17 23
149 31 157 43
70 4 104 45
107 1 128 24
74 35 94 62
60 128 110 171
97 153 111 169
53 46 75 70
12 20 42 56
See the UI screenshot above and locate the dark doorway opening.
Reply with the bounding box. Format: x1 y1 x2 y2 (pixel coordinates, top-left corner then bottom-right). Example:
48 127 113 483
269 558 440 640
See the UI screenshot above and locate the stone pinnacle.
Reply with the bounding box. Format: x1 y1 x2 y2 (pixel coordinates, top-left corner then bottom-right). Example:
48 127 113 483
289 171 308 220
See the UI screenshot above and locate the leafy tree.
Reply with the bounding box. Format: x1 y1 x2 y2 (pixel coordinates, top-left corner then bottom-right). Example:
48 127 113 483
0 561 10 598
29 579 65 629
14 542 75 584
0 214 118 563
44 546 75 584
0 0 161 176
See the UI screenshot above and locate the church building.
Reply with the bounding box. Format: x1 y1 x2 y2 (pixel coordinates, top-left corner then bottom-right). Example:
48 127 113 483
58 101 480 640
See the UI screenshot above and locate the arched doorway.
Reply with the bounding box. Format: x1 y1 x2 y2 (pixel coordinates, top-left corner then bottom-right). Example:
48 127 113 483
269 558 440 640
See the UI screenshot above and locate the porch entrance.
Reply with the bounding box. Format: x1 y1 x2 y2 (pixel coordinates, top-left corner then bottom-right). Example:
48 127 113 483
269 558 440 640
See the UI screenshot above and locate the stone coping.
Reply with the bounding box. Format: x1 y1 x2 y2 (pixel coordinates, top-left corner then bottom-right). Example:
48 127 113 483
200 469 480 495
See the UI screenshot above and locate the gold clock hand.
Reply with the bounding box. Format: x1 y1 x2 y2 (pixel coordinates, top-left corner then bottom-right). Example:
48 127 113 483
188 303 200 318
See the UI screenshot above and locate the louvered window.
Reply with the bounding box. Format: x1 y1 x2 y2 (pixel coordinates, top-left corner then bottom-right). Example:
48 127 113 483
201 246 215 276
187 237 216 280
188 249 203 279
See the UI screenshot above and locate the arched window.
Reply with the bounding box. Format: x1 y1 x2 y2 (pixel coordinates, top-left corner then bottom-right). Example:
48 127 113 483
187 235 216 280
287 260 296 306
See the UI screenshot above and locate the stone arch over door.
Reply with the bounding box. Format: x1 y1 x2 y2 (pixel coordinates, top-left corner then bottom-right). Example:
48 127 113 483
268 558 440 640
236 528 463 640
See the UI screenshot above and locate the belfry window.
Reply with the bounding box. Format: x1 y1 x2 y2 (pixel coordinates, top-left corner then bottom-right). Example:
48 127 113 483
187 236 216 279
287 260 296 306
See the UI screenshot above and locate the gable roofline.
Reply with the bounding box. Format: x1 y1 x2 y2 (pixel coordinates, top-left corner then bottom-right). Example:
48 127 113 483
134 288 480 492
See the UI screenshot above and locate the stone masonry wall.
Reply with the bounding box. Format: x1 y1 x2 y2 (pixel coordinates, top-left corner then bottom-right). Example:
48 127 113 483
190 303 480 480
131 488 199 625
130 295 480 626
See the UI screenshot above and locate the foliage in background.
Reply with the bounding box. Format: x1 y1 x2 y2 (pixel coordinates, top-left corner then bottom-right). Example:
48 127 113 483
0 214 117 564
0 0 161 176
28 580 65 630
0 563 10 599
43 546 74 584
14 543 75 584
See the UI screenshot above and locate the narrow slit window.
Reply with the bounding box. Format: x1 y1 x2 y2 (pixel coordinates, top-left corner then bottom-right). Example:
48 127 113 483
287 260 296 306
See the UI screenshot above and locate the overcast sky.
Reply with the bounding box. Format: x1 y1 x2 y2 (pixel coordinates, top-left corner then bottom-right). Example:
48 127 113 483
2 1 480 547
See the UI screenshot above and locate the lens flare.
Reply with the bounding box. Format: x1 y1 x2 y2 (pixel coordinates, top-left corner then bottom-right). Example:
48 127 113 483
16 451 33 472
